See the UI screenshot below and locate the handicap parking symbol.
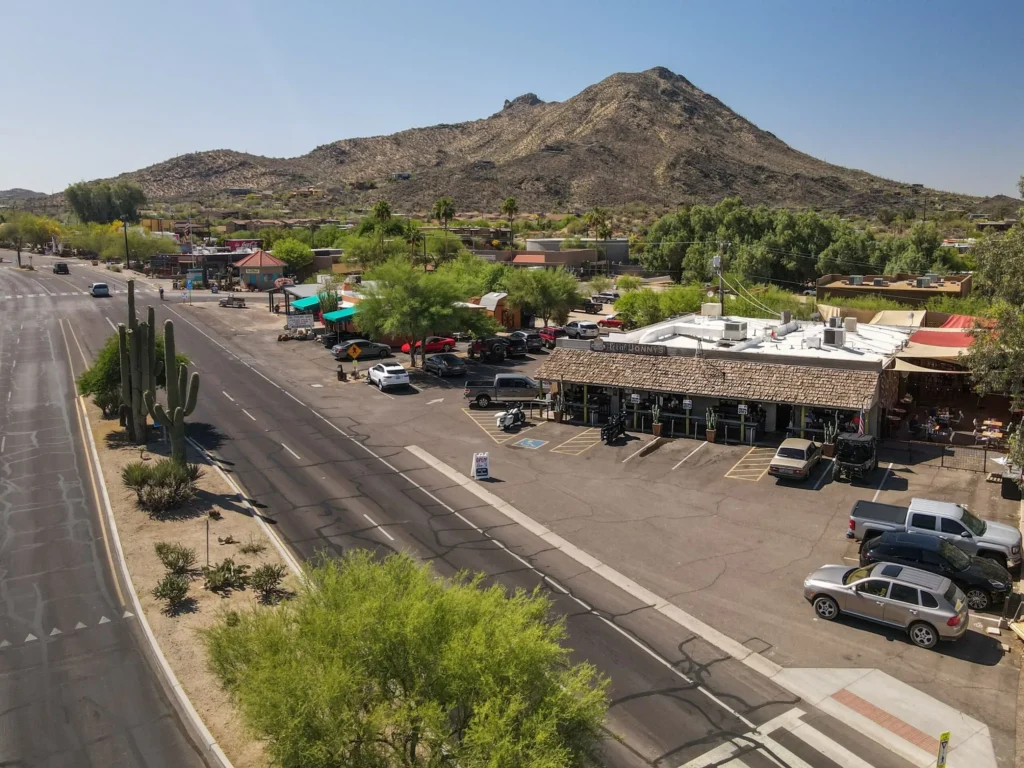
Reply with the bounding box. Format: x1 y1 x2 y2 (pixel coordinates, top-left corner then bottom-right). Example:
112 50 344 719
514 438 547 450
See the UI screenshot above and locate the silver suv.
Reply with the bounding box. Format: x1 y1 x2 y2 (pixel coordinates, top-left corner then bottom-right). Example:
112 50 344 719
803 561 968 649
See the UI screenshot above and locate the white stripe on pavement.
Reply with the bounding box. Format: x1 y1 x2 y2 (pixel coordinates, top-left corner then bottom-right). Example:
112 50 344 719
672 441 707 470
105 317 116 331
222 391 235 402
281 443 301 460
787 721 874 768
363 513 395 541
241 409 257 421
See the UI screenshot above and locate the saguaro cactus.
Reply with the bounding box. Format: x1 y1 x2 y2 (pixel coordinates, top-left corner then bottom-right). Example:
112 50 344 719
117 280 163 444
145 320 199 465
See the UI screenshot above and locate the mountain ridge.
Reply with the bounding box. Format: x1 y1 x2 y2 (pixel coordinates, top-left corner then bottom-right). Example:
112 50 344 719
96 67 985 214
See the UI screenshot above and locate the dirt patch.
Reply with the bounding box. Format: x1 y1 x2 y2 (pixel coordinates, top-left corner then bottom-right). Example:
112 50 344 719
86 401 295 768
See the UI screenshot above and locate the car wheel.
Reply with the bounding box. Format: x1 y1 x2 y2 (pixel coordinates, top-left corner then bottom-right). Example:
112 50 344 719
813 595 839 621
379 349 388 358
965 588 991 611
908 621 938 649
442 343 451 352
476 394 491 408
378 380 384 391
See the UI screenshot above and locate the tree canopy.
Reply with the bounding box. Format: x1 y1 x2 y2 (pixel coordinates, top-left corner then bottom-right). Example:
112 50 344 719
432 197 455 231
65 180 146 224
204 551 608 768
67 222 172 262
272 238 315 271
503 268 581 326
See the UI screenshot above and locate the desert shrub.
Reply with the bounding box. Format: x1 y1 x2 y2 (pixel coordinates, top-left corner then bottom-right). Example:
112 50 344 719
92 390 121 418
109 264 122 273
121 459 203 513
154 542 198 575
152 573 190 614
250 564 287 603
203 558 250 595
239 535 266 555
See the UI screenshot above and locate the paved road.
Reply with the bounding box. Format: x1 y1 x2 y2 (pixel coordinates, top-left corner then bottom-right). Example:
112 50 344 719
0 259 206 766
15 254 919 768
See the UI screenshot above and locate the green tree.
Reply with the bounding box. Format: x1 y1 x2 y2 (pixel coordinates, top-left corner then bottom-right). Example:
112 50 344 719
613 289 665 328
0 218 26 266
587 275 612 295
432 196 456 243
204 551 608 768
65 180 146 224
76 331 186 416
272 238 314 272
436 252 511 298
501 196 518 251
515 268 581 326
616 275 643 292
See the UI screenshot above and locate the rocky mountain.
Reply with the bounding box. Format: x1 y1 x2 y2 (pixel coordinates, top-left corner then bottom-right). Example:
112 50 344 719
111 67 985 214
0 188 46 201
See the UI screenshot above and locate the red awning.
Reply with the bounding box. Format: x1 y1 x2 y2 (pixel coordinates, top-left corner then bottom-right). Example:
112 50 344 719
940 314 993 329
908 329 973 347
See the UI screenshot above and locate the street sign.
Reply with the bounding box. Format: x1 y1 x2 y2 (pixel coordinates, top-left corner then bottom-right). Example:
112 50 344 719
936 731 950 768
186 280 193 290
286 313 314 329
630 393 641 404
347 344 362 359
737 404 749 416
514 438 547 450
682 399 693 410
471 452 490 481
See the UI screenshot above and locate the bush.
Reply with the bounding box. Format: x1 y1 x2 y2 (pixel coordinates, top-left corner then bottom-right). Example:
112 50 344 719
239 535 266 555
203 558 250 595
154 542 198 575
109 264 122 273
121 459 203 513
152 573 190 614
250 564 287 603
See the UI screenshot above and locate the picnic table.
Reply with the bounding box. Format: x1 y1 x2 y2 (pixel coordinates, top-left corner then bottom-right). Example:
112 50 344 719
983 420 1004 428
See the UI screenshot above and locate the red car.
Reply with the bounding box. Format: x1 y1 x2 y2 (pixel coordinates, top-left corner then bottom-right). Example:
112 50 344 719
538 326 567 349
597 315 624 329
401 336 456 354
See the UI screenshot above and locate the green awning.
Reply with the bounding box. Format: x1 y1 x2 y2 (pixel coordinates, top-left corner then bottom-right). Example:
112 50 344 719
323 307 357 322
290 295 321 311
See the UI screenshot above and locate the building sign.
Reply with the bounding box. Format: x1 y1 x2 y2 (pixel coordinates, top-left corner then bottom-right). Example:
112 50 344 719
471 452 490 480
226 239 262 252
286 313 314 329
682 399 693 410
244 268 260 275
737 404 749 416
590 338 668 356
630 393 641 404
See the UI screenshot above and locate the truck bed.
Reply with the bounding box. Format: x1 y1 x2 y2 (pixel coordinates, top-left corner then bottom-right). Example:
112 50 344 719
851 500 907 524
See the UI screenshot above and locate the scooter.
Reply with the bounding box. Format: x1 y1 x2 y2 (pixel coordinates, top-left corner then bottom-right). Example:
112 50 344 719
601 413 627 444
495 403 526 431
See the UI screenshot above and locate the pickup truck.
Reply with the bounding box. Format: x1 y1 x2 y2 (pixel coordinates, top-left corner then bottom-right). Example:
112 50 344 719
848 497 1022 570
464 373 541 408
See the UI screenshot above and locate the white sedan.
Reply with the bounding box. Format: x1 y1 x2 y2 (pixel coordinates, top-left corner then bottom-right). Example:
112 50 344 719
367 362 410 391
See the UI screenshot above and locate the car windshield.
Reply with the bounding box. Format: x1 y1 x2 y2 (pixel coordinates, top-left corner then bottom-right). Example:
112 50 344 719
435 354 460 364
960 509 986 536
938 539 972 571
843 566 873 585
776 447 805 459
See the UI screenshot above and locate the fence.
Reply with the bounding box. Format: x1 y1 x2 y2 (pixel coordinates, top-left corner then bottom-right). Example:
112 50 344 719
880 440 994 473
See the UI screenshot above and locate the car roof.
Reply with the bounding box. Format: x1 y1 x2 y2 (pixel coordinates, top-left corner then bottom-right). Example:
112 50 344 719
874 531 942 551
869 562 949 592
779 438 814 450
381 363 405 370
577 321 598 327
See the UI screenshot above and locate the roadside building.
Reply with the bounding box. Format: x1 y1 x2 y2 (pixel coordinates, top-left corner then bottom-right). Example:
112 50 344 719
234 250 286 289
536 310 911 443
525 237 630 263
816 273 972 304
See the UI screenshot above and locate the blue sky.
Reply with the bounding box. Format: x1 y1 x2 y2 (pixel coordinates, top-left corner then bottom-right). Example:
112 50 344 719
3 0 1022 198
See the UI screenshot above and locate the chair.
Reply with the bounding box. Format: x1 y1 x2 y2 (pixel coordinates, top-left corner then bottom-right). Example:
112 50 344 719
950 410 963 427
974 429 991 447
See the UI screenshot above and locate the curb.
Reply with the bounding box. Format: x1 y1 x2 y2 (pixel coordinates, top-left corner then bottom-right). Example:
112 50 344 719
76 397 234 768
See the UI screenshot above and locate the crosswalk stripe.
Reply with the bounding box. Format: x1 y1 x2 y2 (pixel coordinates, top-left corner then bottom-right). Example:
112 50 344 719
786 721 875 768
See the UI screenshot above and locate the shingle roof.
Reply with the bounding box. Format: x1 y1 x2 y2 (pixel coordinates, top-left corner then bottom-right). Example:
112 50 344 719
234 249 285 268
535 348 879 410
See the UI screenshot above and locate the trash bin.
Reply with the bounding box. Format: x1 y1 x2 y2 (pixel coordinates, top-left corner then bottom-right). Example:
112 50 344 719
337 364 346 382
1002 473 1022 501
322 332 338 348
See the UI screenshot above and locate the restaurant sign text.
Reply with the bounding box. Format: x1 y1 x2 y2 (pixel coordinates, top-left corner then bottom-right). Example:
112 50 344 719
590 339 668 356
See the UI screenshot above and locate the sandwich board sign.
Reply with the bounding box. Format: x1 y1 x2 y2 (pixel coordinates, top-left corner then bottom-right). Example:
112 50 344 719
471 452 490 481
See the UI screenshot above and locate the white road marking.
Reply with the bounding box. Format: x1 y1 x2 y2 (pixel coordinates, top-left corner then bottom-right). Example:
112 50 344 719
49 628 61 636
672 441 707 470
281 443 301 460
427 398 445 405
872 462 894 502
811 459 833 490
285 391 305 407
788 719 875 768
98 616 110 624
222 390 235 402
0 436 5 453
24 634 36 643
123 610 134 618
0 640 9 648
105 316 116 331
621 442 649 463
241 409 257 421
75 622 87 629
363 513 395 541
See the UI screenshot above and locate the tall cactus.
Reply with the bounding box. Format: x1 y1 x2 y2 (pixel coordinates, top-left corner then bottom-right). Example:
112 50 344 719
145 320 199 465
117 280 163 445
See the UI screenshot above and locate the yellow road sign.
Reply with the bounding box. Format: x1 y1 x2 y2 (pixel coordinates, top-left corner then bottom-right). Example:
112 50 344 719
936 731 950 767
347 344 362 359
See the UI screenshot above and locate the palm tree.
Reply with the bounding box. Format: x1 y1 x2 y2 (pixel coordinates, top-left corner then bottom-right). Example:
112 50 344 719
404 219 426 267
372 199 392 252
431 196 456 263
501 196 518 252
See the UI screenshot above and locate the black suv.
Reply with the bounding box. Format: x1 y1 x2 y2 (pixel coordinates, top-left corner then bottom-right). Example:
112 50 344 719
53 262 70 274
860 531 1012 611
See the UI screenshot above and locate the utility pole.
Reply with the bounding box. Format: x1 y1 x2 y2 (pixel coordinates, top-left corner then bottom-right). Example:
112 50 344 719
123 220 130 269
713 243 726 314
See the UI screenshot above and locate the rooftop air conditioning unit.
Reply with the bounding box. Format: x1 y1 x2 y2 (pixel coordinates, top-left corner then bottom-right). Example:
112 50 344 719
805 336 822 349
915 277 931 288
823 328 846 347
722 320 748 341
850 275 864 285
872 278 884 286
844 316 858 333
828 316 843 328
701 302 722 317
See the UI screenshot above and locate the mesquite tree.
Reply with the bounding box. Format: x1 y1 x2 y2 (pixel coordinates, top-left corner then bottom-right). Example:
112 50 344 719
145 320 200 465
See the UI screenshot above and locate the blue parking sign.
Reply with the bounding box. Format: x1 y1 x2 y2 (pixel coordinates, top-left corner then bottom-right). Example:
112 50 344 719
186 280 193 290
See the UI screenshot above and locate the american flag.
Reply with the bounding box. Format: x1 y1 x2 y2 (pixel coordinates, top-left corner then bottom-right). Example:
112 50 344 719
857 410 865 436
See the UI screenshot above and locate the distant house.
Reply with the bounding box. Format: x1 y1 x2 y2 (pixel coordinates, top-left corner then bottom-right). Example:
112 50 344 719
391 172 412 181
525 237 630 263
976 219 1017 232
235 250 287 288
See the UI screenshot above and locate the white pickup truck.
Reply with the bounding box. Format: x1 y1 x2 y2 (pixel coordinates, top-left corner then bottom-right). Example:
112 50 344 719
848 497 1021 570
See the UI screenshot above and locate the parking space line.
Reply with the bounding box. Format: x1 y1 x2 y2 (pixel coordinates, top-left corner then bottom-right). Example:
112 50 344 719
550 428 602 456
872 462 895 501
672 441 707 470
725 446 776 481
811 459 833 490
461 408 536 445
621 441 649 463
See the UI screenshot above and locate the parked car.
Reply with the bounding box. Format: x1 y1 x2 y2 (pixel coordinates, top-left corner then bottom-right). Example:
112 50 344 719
597 314 624 329
595 290 620 302
469 335 526 357
53 262 70 274
508 330 544 353
860 531 1012 611
464 373 541 408
89 282 110 297
847 497 1022 570
368 362 410 391
424 353 467 377
332 339 391 360
401 336 456 354
575 299 603 314
768 438 822 481
538 326 567 349
803 561 969 649
563 320 600 339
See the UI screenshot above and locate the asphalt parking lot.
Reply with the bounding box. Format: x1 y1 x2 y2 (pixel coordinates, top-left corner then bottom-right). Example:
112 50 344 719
180 306 1021 753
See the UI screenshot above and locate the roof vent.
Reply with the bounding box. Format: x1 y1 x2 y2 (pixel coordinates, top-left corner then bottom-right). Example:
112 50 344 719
780 310 791 324
722 320 748 341
823 328 846 347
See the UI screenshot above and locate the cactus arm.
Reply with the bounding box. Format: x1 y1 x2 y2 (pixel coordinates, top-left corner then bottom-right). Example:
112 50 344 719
183 371 199 416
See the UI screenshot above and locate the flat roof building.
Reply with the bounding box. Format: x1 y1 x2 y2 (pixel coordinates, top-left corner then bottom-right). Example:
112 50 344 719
815 273 971 303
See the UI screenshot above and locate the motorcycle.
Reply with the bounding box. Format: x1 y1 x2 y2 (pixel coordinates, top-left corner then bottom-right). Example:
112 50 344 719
601 413 627 444
495 403 526 431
